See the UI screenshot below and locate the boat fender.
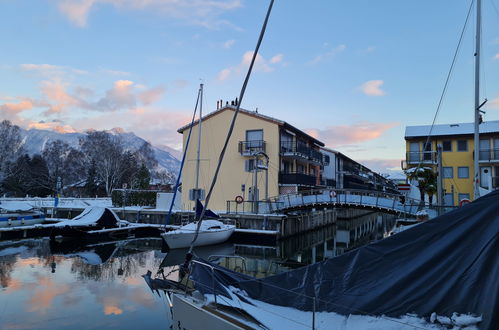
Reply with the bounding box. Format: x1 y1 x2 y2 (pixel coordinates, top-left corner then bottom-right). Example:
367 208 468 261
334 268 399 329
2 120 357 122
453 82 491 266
235 195 244 204
329 190 337 198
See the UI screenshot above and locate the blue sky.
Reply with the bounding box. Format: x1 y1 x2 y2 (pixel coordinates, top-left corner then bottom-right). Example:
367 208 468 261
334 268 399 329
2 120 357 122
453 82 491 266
2 0 499 174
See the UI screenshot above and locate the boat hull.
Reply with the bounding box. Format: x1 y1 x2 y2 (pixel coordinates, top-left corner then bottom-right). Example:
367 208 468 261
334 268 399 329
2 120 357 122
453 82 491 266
0 213 45 228
161 226 234 249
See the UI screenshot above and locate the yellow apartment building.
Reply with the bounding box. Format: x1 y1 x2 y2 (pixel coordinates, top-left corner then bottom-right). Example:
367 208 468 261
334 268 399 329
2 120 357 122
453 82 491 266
178 104 325 212
404 121 499 205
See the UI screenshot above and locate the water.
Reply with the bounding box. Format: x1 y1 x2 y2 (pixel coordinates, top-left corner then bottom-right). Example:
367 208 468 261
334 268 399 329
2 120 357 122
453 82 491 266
0 213 395 329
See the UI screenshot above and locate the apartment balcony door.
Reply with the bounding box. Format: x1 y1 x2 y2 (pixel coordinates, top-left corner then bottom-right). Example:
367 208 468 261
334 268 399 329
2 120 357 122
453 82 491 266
479 139 491 161
480 167 492 190
409 142 419 162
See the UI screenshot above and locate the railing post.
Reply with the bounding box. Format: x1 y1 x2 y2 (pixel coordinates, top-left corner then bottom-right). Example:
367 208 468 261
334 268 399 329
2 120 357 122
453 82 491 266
312 297 316 330
360 194 363 206
212 267 217 307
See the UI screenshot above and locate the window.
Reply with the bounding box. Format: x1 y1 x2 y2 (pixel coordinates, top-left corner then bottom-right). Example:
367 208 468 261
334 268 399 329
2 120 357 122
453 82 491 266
457 140 468 152
245 130 264 152
442 140 452 152
443 167 453 178
409 142 420 162
458 193 470 202
458 167 469 178
245 159 263 172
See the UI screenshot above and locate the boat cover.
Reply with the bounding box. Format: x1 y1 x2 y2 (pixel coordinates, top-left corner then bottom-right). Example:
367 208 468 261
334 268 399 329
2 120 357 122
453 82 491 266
190 190 499 329
53 207 120 228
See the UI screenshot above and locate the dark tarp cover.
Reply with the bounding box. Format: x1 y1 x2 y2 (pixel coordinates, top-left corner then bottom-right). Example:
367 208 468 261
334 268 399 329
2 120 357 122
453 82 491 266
190 190 499 329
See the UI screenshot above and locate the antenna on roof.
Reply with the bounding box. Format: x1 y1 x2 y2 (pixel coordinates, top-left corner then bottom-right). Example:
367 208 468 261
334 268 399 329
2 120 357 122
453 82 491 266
256 107 258 113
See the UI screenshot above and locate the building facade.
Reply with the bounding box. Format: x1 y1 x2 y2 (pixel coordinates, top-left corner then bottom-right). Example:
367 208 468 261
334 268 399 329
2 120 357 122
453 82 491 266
403 121 499 205
178 105 325 211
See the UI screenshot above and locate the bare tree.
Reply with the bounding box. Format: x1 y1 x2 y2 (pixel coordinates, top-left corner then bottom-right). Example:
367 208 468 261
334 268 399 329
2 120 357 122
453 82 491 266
42 140 85 194
0 120 24 182
80 131 129 196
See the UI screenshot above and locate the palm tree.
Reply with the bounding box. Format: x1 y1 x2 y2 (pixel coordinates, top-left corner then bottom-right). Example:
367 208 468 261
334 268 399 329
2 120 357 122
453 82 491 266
405 167 437 207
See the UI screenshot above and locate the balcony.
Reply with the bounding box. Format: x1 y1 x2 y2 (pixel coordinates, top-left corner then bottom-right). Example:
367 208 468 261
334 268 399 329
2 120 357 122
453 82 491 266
238 140 266 156
279 171 316 186
406 151 437 164
320 178 336 187
478 149 499 162
280 141 323 164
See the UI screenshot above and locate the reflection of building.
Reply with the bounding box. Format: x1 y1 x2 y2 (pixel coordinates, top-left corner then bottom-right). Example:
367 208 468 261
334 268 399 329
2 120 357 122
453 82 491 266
403 121 499 205
321 147 398 193
178 105 325 211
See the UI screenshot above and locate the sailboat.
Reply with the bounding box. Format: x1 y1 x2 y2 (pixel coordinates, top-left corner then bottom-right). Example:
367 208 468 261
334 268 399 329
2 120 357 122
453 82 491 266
160 83 235 250
161 200 234 249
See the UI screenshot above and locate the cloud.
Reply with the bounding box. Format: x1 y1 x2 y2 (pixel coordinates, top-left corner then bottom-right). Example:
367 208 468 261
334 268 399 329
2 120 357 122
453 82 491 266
494 53 499 60
0 99 33 115
217 51 282 81
57 0 242 28
138 86 166 105
308 44 346 65
359 80 386 96
487 98 499 109
270 54 283 64
28 121 77 133
41 80 81 114
95 80 136 111
28 277 71 312
21 63 88 77
223 39 236 49
306 121 399 147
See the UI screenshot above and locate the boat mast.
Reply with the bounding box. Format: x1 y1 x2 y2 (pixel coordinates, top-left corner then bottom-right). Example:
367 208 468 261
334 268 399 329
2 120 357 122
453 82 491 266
195 83 203 191
473 0 481 200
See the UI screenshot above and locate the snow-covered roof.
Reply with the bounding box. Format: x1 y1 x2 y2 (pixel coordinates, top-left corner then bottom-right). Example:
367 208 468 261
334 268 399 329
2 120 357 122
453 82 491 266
405 120 499 138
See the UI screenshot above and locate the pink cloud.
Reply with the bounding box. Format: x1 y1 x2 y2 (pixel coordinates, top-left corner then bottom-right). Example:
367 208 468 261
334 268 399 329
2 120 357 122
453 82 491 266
28 121 77 133
306 121 399 147
487 98 499 109
138 86 166 105
41 80 81 114
359 80 386 96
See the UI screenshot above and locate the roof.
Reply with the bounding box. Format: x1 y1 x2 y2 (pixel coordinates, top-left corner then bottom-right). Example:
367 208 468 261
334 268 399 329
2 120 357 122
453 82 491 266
405 120 499 138
178 105 324 146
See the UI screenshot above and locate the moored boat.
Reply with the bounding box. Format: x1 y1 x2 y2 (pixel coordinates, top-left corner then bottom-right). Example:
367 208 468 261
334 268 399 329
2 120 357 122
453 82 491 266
0 202 45 228
161 220 235 249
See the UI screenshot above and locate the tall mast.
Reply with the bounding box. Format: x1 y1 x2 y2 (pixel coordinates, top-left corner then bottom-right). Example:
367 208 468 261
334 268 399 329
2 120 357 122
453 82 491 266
473 0 481 200
195 83 203 190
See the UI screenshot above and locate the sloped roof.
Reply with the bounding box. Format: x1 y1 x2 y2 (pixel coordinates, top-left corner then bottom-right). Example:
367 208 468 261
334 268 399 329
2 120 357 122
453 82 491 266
405 120 499 138
178 105 324 146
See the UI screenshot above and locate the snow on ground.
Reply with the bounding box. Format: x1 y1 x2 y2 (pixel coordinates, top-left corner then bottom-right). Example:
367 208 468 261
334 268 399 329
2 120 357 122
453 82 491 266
202 287 481 330
0 197 112 209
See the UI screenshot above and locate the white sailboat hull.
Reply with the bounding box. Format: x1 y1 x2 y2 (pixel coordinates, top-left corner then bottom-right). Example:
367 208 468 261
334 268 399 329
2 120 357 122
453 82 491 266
161 221 235 249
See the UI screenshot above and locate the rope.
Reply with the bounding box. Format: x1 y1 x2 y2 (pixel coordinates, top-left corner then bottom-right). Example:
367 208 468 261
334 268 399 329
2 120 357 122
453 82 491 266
410 0 474 179
188 0 275 253
164 87 201 227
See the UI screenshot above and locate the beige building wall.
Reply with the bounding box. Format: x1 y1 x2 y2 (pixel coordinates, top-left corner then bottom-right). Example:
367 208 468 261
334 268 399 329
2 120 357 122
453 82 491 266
180 108 280 212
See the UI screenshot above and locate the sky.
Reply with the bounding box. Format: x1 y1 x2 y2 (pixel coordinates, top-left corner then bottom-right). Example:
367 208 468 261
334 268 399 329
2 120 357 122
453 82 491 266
2 0 499 176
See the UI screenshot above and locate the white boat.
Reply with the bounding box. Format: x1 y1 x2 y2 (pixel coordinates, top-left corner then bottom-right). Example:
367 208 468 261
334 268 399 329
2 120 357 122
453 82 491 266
161 220 235 249
0 202 45 228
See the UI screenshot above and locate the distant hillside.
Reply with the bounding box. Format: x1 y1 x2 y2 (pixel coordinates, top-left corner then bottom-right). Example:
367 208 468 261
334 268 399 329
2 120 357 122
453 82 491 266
19 127 180 175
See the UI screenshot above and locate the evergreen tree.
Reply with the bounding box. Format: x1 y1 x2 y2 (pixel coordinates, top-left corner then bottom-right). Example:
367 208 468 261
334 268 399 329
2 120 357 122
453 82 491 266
136 164 151 189
84 160 98 197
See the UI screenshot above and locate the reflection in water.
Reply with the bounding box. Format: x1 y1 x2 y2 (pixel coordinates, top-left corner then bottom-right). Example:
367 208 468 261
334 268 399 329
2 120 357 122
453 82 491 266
1 212 396 329
0 238 170 330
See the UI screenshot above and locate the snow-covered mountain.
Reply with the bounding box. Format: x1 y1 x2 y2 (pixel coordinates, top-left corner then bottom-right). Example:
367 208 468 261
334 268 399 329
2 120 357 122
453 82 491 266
19 127 181 175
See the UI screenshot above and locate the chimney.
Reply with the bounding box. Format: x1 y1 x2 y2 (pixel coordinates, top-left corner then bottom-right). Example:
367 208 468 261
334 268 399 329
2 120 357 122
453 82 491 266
226 101 229 106
216 100 219 110
235 97 238 106
256 107 258 113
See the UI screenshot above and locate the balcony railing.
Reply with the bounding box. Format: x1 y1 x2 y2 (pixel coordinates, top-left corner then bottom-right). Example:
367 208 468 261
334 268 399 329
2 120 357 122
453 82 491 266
280 141 323 164
406 151 437 164
320 178 336 187
478 149 499 162
279 171 317 186
238 140 266 155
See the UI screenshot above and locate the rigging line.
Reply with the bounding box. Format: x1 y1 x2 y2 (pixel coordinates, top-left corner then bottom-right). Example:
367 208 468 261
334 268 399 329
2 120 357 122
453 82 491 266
189 0 275 253
413 0 475 175
164 87 201 227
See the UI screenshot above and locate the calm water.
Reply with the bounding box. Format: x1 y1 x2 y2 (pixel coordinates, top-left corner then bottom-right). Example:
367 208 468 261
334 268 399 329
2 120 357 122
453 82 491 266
0 212 395 329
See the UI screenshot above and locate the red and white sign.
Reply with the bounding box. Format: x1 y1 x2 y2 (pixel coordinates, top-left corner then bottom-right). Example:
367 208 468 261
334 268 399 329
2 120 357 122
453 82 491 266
398 184 411 191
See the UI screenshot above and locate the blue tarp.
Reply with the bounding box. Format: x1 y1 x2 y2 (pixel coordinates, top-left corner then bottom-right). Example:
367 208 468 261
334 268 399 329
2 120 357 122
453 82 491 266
191 190 499 329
